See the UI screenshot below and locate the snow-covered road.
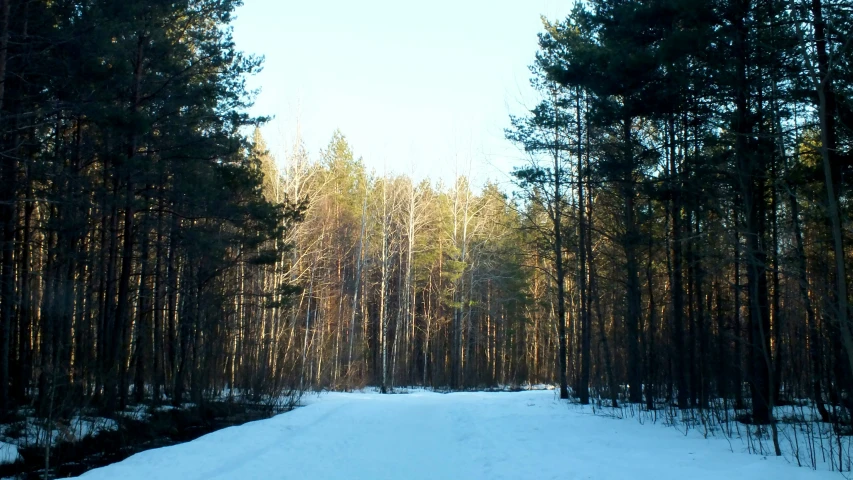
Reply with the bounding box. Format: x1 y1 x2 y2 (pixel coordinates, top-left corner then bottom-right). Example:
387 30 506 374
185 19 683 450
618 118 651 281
77 390 836 479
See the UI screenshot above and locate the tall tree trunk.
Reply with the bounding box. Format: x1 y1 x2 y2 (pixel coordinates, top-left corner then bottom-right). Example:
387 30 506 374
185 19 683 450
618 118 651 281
669 114 689 410
552 99 569 400
134 192 152 403
809 0 853 382
0 0 14 414
789 189 830 422
578 93 591 405
623 116 643 404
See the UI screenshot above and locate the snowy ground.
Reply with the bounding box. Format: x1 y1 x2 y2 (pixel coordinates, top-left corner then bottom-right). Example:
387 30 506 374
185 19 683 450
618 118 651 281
0 414 120 467
76 390 840 480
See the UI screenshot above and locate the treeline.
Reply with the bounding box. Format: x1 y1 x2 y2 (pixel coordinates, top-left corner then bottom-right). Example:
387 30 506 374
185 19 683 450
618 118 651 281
273 131 537 391
0 0 304 417
508 0 853 431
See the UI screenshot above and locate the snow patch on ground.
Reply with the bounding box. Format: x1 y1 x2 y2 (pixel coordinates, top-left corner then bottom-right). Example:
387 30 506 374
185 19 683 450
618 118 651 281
569 397 852 471
0 415 118 449
0 442 20 465
74 390 839 479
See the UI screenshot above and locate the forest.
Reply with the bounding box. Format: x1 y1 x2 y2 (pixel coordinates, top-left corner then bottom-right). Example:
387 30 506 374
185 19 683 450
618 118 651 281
0 0 852 474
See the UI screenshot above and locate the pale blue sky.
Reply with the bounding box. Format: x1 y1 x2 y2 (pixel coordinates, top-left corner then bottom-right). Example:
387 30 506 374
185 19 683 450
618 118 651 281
231 0 572 186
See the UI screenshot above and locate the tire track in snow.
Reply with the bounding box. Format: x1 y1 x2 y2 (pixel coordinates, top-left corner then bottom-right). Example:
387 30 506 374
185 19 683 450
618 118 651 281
191 400 350 480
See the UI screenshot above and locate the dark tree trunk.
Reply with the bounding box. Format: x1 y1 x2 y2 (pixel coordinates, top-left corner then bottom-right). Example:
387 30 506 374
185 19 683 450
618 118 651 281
669 115 689 410
0 0 14 414
623 116 643 404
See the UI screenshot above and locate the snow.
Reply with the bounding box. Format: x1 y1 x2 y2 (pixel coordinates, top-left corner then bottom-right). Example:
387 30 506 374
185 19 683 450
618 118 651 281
118 405 152 422
65 416 120 441
0 442 20 465
0 415 118 449
76 390 838 480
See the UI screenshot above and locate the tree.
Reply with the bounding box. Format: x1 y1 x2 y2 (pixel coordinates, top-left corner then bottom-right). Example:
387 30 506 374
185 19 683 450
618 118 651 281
506 61 574 399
